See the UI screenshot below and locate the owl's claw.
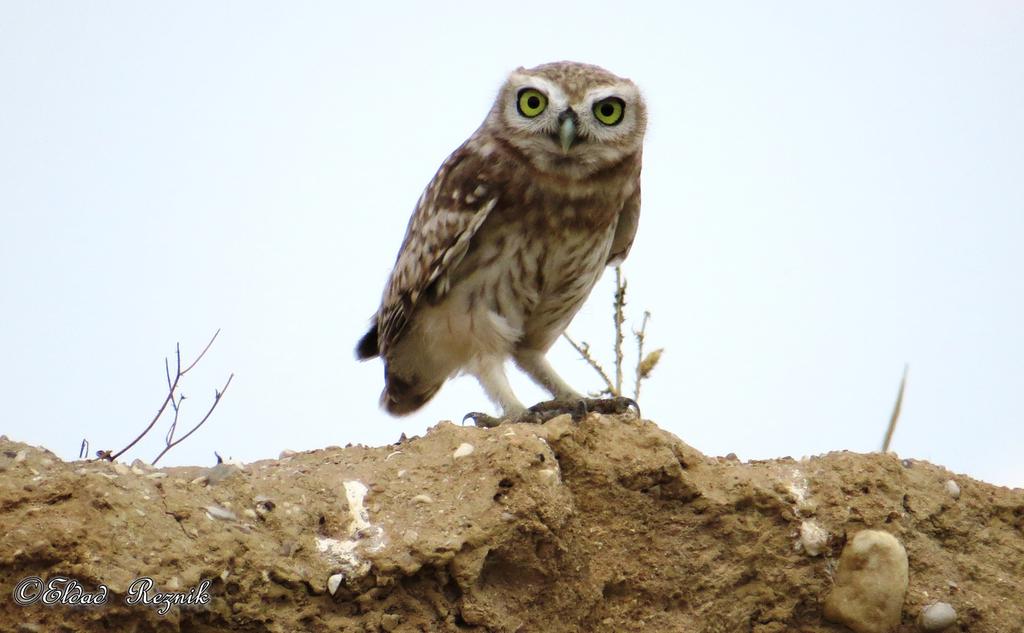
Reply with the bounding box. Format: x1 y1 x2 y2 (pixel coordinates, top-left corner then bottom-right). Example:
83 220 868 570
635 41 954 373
463 412 501 428
465 397 640 428
529 396 640 421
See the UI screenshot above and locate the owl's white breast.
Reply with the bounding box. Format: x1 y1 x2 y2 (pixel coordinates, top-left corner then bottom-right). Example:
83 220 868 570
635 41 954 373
417 208 617 363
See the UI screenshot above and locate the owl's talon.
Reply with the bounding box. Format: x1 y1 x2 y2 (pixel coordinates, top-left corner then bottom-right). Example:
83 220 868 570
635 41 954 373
571 399 588 422
526 396 640 422
463 412 501 429
618 397 641 418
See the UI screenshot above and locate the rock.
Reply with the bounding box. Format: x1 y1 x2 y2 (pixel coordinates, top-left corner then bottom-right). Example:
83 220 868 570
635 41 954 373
206 462 241 485
919 602 957 631
205 505 238 521
453 442 474 458
943 480 960 500
799 520 829 556
823 530 909 633
327 573 344 596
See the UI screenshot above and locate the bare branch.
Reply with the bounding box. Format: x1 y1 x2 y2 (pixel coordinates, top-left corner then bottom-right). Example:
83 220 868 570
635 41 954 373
107 381 178 462
79 439 89 460
164 393 184 447
180 329 220 375
563 333 617 396
104 329 225 462
613 266 627 396
633 310 650 400
152 373 234 466
881 365 909 453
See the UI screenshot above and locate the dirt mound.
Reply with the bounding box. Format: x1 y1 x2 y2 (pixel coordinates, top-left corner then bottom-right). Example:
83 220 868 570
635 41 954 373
1 414 1021 632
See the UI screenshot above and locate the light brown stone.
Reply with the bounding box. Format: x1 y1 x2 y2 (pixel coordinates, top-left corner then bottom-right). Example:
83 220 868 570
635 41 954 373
824 529 909 633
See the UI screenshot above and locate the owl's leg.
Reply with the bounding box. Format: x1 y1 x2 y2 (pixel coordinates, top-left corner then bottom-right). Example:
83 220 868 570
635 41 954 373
514 348 640 422
512 349 582 400
466 355 526 416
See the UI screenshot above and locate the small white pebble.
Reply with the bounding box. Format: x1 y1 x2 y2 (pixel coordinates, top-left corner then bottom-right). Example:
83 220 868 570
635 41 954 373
166 576 180 590
220 570 230 582
146 472 167 479
799 520 829 556
453 443 474 459
279 449 297 459
396 469 407 478
944 480 960 500
205 505 237 521
243 508 258 519
131 466 145 476
919 602 957 631
327 573 344 596
412 494 433 504
113 463 131 476
14 450 27 463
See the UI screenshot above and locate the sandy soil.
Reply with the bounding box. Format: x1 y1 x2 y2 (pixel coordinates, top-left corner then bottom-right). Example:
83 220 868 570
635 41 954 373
0 414 1021 632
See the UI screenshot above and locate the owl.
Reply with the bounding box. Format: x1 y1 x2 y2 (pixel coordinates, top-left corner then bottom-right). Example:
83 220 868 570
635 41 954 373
357 61 646 423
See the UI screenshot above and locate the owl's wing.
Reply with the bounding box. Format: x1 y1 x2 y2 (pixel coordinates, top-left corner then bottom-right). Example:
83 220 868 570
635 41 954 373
606 177 641 266
376 144 499 355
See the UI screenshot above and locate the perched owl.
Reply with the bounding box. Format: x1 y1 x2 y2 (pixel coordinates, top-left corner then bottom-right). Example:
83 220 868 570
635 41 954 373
357 61 646 422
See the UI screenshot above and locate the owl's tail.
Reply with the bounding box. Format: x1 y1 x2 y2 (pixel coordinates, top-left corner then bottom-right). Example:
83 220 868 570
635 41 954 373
381 370 442 416
359 318 444 414
356 323 380 359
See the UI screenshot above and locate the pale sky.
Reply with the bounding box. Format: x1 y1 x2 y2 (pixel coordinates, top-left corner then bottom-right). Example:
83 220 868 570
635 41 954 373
2 2 1021 487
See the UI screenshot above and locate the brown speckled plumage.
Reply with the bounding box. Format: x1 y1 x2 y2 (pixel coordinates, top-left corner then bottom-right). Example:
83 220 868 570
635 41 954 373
358 61 647 415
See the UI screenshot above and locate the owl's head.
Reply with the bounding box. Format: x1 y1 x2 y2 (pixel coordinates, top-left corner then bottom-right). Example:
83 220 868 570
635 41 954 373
485 61 647 178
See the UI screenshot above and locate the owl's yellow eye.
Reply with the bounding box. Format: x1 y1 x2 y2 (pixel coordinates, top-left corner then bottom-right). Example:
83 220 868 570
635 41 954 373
593 97 625 125
517 89 547 118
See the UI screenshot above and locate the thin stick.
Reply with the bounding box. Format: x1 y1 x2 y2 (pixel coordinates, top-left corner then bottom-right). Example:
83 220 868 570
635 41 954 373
180 329 220 374
633 310 651 401
109 379 179 461
563 333 616 396
881 365 909 453
613 266 626 396
164 394 183 446
152 373 234 466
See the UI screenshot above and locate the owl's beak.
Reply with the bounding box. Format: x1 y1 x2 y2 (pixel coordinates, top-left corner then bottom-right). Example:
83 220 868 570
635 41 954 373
557 110 577 153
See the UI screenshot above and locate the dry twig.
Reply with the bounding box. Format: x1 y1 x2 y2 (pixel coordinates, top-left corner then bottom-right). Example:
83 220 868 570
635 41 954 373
152 373 234 466
881 365 909 453
102 329 231 464
563 265 662 402
562 333 617 396
613 266 626 396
